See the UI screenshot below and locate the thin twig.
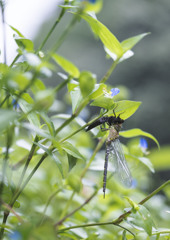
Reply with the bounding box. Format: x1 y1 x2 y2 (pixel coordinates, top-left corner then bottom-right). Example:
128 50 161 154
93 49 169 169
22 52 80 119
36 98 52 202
55 190 98 227
58 180 170 232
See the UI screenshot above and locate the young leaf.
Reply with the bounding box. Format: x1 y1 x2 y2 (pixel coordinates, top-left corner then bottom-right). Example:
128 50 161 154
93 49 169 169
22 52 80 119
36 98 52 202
9 25 24 37
78 13 123 59
70 87 83 113
120 128 160 149
121 33 150 52
108 100 142 119
61 141 85 161
79 71 96 97
52 53 80 78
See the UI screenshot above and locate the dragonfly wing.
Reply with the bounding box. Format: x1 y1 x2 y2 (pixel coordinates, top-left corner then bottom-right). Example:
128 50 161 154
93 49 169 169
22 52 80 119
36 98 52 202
110 139 132 187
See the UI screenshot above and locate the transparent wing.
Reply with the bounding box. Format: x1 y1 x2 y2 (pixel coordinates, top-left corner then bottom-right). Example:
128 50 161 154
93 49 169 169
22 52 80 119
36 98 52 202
109 138 132 187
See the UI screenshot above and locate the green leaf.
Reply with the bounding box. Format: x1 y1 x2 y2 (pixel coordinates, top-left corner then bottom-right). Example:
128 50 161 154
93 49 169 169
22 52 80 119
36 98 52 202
61 141 85 161
19 98 40 127
70 87 83 113
52 53 80 78
67 173 82 193
33 142 63 177
40 112 55 137
121 33 150 52
67 79 79 92
9 24 24 37
90 95 115 110
108 100 141 119
89 83 106 99
0 110 18 133
79 71 96 97
34 89 55 111
120 128 160 149
138 157 155 173
79 13 123 58
149 145 170 170
15 37 34 51
129 205 154 236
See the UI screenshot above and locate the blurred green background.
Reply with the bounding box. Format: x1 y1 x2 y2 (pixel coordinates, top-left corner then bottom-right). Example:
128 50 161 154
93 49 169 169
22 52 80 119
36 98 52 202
34 0 170 184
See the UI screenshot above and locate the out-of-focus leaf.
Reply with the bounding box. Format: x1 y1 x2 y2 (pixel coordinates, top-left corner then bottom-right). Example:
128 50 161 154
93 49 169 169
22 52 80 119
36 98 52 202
19 98 40 127
79 13 123 59
121 33 150 52
128 205 154 236
120 128 160 149
67 79 79 92
34 89 55 110
79 71 96 97
90 95 115 110
149 145 170 170
34 142 63 177
24 53 41 67
108 100 141 119
0 110 18 133
52 53 80 78
67 173 82 192
70 87 83 113
122 230 127 240
15 36 34 51
61 141 85 161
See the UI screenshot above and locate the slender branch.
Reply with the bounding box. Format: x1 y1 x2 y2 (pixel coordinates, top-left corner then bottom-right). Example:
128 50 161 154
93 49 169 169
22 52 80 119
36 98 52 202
2 201 24 224
55 190 98 227
15 135 39 191
58 180 170 232
1 0 6 64
0 93 10 107
36 2 67 52
40 189 61 225
100 59 119 83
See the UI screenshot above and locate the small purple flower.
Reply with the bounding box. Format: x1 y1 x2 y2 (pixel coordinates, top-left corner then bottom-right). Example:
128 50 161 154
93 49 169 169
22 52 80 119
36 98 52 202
12 99 20 110
88 0 97 3
9 231 22 240
140 138 148 150
110 88 120 97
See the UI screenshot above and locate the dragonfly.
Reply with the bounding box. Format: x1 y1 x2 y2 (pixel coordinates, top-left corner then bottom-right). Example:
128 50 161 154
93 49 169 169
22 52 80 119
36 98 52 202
86 113 132 198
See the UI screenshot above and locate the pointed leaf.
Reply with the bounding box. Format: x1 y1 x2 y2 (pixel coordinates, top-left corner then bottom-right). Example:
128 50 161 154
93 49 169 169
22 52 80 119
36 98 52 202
79 13 123 58
9 25 24 37
52 53 80 78
121 33 150 52
61 141 85 161
120 128 160 149
70 87 83 113
108 100 141 119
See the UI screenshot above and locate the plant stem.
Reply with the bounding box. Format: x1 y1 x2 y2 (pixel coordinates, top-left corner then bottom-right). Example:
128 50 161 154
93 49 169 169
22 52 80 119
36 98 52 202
100 59 119 83
36 2 67 53
58 180 170 233
1 0 6 64
55 190 98 227
15 135 39 191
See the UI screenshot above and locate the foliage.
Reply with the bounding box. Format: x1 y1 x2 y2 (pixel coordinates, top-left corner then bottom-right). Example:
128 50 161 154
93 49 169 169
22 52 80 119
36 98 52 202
0 0 169 239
